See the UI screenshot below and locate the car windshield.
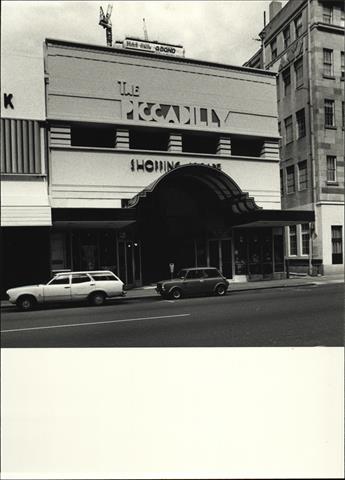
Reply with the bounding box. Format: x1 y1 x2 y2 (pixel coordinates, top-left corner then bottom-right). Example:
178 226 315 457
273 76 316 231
176 269 188 279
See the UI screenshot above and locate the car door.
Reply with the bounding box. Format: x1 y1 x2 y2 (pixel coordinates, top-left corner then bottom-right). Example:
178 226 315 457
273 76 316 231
70 273 94 301
184 270 207 295
43 274 72 303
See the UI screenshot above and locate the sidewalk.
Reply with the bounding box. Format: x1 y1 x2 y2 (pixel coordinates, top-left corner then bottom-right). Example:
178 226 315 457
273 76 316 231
1 273 343 309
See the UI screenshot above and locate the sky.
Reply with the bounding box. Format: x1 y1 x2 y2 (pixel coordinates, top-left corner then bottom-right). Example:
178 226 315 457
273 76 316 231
1 0 288 66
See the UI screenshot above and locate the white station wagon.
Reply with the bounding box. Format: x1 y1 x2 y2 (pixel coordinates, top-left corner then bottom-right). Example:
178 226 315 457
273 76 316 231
6 271 126 311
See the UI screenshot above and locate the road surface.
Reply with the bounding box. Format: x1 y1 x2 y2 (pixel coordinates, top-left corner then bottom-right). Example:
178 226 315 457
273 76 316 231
1 283 343 347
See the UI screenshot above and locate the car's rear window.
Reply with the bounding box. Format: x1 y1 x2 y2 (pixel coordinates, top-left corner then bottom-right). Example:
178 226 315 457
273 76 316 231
90 273 118 281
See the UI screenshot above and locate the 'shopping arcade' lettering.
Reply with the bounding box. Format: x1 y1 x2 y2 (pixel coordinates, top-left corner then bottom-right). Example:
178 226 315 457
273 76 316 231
130 159 222 173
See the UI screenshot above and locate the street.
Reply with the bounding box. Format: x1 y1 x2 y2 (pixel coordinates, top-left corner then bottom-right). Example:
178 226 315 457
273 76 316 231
1 283 343 348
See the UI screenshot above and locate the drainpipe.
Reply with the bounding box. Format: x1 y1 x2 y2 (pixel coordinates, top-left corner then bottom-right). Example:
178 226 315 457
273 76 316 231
307 0 316 275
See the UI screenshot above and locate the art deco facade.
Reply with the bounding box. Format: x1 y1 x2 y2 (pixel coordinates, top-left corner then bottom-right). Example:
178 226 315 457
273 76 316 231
1 37 314 296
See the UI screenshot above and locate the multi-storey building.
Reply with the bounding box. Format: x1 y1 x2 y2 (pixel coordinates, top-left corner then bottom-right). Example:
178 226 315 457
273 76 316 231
245 0 344 275
1 36 314 296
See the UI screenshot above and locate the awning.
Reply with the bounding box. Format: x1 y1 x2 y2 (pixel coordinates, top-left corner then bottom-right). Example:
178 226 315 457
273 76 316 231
232 208 315 228
52 208 136 229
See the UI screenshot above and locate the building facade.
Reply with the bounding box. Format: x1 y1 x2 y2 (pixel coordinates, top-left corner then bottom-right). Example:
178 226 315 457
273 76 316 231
245 0 345 275
1 53 52 296
1 37 313 295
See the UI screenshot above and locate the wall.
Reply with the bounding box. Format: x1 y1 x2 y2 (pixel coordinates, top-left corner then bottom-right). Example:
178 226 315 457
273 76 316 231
50 149 281 210
45 41 279 139
318 203 344 272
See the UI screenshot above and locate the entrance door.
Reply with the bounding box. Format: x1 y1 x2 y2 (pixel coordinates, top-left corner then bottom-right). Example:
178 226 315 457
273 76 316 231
208 238 232 278
118 240 142 288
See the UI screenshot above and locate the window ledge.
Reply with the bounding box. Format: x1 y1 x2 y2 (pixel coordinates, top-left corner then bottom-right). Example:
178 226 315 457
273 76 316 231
326 181 339 186
325 125 337 130
323 74 335 80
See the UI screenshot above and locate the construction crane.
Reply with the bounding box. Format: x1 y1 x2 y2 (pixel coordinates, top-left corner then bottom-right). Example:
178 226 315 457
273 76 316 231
142 18 148 41
99 4 113 47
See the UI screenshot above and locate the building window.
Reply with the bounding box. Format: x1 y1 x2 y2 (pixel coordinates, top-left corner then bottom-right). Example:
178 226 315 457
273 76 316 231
324 99 335 127
323 4 333 24
284 115 293 144
327 156 337 182
294 56 304 86
341 4 345 27
289 225 297 255
282 67 291 95
182 132 219 154
294 14 303 38
280 169 284 195
298 160 308 190
301 224 310 255
341 52 344 80
129 129 169 150
278 121 282 148
331 226 343 264
296 109 306 138
283 26 291 49
323 49 334 77
71 125 115 148
270 38 277 61
342 102 344 129
286 165 295 193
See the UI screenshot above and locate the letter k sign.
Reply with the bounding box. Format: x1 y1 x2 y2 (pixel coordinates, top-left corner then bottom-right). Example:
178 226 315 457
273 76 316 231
4 93 14 109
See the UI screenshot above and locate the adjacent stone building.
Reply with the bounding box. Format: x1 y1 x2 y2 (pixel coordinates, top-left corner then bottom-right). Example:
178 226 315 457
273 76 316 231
245 0 344 274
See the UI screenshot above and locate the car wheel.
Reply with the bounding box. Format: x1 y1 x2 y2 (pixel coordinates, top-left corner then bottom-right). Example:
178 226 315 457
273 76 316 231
17 295 36 311
170 288 182 300
215 284 227 296
89 292 106 306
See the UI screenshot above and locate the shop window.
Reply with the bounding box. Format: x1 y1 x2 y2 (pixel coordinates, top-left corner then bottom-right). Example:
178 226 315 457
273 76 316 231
234 231 248 275
341 5 345 27
270 38 277 61
71 125 115 148
327 155 337 182
342 102 345 129
323 49 334 77
296 109 306 138
294 57 304 86
294 14 303 38
323 4 333 24
283 25 291 50
273 229 284 272
289 225 297 255
286 165 295 193
129 129 169 151
324 99 335 127
231 136 263 157
341 52 344 80
298 160 308 190
282 67 291 96
331 226 343 264
301 224 310 255
182 133 218 154
284 115 293 144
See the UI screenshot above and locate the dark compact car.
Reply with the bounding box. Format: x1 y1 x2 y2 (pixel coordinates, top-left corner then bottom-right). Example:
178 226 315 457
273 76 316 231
156 267 230 299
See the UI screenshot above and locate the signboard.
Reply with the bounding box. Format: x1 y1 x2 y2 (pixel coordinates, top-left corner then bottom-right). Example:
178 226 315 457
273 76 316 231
123 39 184 58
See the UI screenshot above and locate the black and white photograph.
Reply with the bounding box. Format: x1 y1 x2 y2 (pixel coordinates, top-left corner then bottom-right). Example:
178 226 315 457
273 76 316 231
1 0 344 478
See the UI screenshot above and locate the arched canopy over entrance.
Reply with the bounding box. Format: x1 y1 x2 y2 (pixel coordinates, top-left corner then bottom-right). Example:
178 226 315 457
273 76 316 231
128 163 262 216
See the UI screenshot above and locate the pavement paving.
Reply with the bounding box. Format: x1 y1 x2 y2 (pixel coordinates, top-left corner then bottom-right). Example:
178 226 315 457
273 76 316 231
1 273 343 309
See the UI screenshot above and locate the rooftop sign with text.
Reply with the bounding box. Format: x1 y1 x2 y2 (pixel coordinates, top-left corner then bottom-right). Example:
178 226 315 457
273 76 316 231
122 38 185 58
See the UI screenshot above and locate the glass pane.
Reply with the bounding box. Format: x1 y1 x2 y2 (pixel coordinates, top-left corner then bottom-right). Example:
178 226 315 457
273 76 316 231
221 239 232 278
209 240 220 269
